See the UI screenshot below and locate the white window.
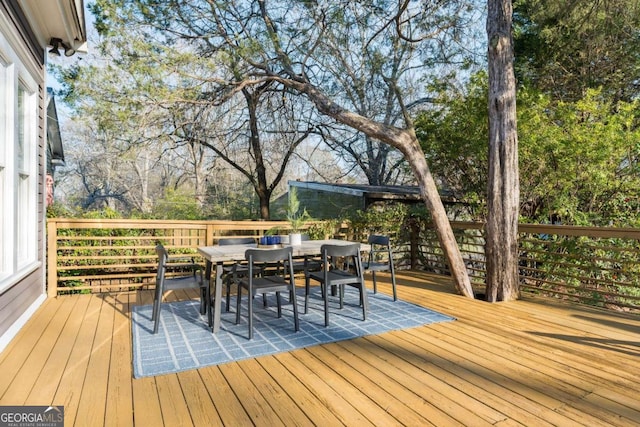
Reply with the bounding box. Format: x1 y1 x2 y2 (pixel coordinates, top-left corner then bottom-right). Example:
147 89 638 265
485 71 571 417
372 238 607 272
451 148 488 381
0 58 6 279
0 33 39 292
16 83 37 268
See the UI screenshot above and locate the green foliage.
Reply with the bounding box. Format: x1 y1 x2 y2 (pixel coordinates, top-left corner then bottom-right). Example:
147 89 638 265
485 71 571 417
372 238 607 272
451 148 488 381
147 189 203 220
306 220 340 240
203 186 260 221
47 202 75 218
416 71 489 212
286 187 311 232
80 207 123 220
519 89 640 226
415 71 640 226
513 0 640 102
346 203 408 241
264 227 282 236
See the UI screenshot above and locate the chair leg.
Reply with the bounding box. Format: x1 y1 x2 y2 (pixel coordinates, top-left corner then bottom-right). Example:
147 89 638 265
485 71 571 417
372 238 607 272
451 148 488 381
152 294 163 334
225 280 232 312
207 285 213 329
199 288 206 315
360 282 369 320
151 297 159 322
276 292 282 317
304 276 310 314
323 281 329 327
235 284 242 324
391 270 397 301
372 271 378 293
248 288 254 340
291 286 299 332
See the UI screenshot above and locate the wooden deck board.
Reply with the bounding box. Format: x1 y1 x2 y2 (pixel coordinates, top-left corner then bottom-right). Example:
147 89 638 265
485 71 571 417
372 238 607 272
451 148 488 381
155 374 193 426
3 293 79 404
362 333 548 427
309 343 434 426
413 325 630 426
73 294 115 426
316 339 464 427
25 295 87 405
0 295 68 395
254 355 344 426
1 271 639 426
176 370 221 427
105 292 134 427
236 358 314 426
50 294 104 423
219 362 287 426
334 336 503 426
198 367 250 425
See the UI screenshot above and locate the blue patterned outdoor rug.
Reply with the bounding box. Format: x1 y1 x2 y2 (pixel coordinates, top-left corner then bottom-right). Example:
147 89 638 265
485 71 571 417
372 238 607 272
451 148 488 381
132 289 455 378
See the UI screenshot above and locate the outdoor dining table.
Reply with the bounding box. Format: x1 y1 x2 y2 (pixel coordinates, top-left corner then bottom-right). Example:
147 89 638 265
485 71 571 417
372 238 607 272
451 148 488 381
197 239 367 333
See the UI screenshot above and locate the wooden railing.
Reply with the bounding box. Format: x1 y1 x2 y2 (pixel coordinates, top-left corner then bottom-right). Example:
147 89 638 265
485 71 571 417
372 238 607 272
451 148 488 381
46 218 350 296
47 218 640 312
416 222 640 312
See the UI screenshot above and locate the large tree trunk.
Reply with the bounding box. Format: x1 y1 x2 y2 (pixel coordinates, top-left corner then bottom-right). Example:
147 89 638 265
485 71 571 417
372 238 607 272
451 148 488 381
281 77 474 297
409 144 475 299
486 0 520 302
244 88 271 219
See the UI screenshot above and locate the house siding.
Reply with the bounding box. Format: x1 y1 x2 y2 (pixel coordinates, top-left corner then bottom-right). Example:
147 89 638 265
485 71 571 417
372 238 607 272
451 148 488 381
0 1 46 352
297 188 365 219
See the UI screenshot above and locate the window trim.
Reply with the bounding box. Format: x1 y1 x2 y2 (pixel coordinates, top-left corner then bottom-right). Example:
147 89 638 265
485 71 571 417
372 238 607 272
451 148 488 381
0 25 41 294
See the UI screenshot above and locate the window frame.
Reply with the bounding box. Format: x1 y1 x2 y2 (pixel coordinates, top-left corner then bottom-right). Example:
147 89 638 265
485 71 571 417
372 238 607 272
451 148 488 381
0 29 40 293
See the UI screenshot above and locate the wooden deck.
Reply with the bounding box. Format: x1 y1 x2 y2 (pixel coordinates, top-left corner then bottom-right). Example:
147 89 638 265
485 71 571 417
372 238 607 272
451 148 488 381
0 271 639 426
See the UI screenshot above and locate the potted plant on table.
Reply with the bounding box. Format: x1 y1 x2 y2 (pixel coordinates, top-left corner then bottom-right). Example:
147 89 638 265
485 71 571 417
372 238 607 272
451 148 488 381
287 187 311 245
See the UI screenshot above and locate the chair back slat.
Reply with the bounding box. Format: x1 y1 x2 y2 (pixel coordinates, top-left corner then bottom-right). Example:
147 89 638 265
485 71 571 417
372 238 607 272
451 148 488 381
368 235 390 246
245 246 293 263
320 243 360 258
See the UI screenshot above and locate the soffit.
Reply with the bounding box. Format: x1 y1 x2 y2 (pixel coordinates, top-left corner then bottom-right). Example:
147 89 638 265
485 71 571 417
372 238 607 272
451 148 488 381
19 0 86 52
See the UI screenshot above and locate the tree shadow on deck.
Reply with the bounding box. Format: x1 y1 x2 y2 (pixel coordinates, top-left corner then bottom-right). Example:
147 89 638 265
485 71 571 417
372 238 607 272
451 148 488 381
527 332 640 357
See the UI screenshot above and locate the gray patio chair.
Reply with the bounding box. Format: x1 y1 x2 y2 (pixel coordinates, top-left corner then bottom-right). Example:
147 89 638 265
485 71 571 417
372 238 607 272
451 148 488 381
364 234 397 301
290 233 323 275
235 246 299 339
218 237 259 312
152 244 209 334
305 243 368 327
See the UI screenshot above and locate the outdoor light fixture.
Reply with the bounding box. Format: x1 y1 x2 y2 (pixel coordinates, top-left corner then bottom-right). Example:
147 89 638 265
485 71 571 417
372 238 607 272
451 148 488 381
48 37 76 57
48 38 62 56
64 44 75 57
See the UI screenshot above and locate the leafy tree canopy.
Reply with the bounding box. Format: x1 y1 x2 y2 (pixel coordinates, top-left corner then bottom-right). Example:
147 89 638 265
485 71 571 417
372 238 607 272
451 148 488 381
513 0 640 102
416 71 640 226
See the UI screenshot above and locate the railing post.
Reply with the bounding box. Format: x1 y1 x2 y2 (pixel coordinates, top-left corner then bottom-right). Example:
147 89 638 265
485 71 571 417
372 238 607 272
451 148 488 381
206 223 215 246
47 219 58 297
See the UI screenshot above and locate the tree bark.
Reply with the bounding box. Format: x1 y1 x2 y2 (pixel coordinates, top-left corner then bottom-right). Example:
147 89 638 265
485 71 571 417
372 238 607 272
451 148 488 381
277 77 474 297
486 0 520 302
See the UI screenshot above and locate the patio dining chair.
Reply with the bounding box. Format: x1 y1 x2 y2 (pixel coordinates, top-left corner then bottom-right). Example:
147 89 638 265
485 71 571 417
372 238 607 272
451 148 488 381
305 243 368 327
152 244 209 334
218 237 259 312
235 246 299 339
290 233 323 275
364 234 397 301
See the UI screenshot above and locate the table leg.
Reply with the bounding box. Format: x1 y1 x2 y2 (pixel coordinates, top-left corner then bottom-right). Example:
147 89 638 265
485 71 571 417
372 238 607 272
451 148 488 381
212 262 224 333
204 260 213 328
